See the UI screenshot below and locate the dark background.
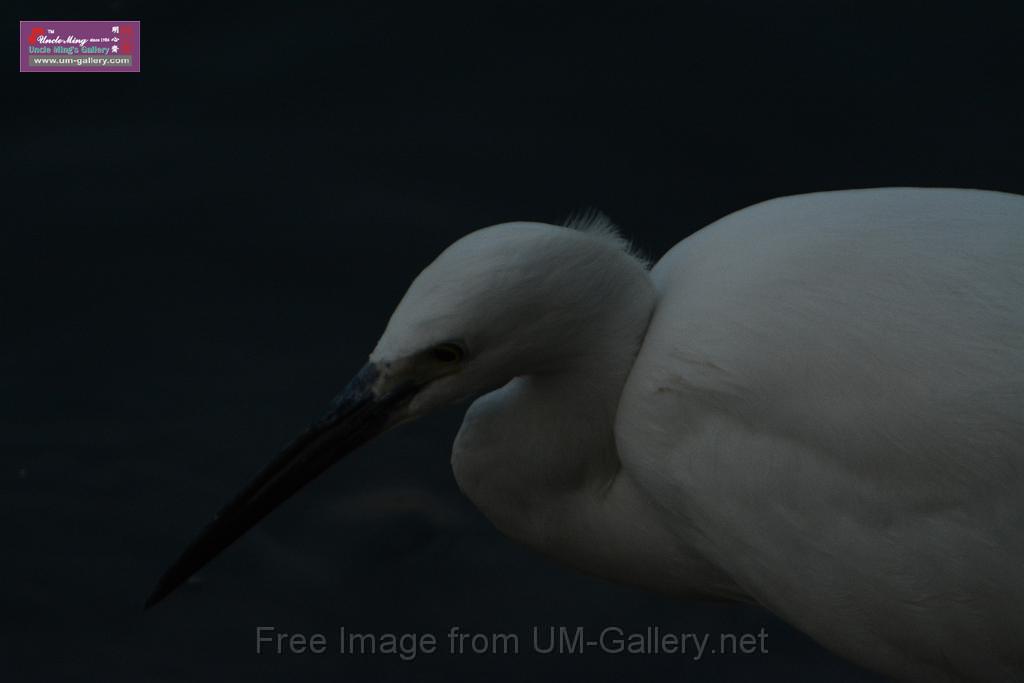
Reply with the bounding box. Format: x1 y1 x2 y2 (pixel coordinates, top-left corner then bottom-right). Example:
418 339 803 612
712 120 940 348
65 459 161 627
3 1 1022 681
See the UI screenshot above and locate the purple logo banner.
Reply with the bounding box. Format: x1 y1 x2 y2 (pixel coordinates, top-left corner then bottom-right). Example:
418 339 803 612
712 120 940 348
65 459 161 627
20 20 140 72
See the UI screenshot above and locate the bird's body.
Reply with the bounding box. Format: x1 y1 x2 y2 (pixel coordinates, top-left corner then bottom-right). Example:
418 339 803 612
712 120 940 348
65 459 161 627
451 188 1024 682
630 189 1024 682
150 188 1023 682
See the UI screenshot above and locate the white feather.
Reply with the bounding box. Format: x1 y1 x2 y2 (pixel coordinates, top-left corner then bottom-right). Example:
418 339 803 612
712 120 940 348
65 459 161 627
367 187 1023 682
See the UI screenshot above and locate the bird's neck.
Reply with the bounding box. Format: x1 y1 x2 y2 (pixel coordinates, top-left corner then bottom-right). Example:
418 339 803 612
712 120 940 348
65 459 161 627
451 274 746 601
452 268 655 510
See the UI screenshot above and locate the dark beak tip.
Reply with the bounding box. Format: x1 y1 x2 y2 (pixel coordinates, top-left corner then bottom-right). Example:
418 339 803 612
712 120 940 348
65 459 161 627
143 588 163 611
143 577 175 611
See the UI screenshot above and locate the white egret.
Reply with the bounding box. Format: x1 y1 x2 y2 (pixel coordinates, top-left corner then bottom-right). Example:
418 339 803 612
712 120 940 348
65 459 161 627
148 187 1023 682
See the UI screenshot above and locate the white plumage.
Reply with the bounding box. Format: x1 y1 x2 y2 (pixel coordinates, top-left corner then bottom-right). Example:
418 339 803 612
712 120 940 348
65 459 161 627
612 188 1023 681
151 187 1024 682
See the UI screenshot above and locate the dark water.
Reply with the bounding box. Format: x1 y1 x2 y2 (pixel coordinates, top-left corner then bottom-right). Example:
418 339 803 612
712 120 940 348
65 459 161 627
4 1 1021 680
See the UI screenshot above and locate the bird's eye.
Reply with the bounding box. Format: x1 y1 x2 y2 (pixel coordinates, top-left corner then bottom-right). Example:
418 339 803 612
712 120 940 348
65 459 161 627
431 342 465 364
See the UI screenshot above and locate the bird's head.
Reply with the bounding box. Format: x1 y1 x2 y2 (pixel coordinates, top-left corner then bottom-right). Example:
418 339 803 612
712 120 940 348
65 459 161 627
146 218 650 608
371 220 649 418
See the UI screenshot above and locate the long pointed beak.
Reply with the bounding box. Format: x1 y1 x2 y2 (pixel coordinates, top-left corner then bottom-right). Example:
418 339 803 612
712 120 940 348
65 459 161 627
145 362 414 609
